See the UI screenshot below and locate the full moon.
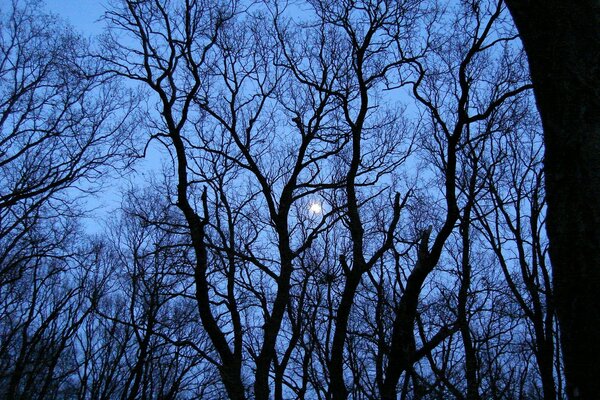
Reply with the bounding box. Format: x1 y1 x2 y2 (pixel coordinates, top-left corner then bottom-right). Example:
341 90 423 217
309 202 323 214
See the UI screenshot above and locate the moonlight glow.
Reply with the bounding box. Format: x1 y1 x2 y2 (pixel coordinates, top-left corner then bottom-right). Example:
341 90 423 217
309 202 323 214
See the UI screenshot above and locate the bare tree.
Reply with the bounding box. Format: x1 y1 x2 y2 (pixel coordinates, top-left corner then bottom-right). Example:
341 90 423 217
73 189 220 400
502 1 600 398
0 0 136 241
473 99 560 400
379 1 532 398
0 1 138 398
95 0 552 398
0 0 571 398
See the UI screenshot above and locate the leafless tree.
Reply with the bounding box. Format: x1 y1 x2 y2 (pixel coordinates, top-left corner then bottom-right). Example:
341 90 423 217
503 1 600 398
474 99 560 400
0 0 569 398
0 1 138 398
73 189 220 400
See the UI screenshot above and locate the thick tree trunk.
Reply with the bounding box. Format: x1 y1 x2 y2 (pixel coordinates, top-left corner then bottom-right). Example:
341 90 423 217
504 2 600 398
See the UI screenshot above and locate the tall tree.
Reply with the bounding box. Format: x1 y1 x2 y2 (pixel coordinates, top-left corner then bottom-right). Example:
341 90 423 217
1 0 569 398
503 1 600 398
0 1 137 397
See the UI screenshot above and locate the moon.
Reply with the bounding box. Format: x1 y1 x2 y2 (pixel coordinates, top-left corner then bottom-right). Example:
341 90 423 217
309 202 323 214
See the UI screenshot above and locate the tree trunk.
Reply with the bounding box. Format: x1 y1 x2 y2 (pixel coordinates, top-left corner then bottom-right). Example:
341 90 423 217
504 2 600 398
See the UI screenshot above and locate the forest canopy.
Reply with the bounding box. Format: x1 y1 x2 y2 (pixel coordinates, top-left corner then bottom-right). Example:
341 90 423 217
0 0 561 399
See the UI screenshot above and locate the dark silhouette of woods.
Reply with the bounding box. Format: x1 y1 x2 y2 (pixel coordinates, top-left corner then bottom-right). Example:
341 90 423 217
503 1 600 399
0 0 593 398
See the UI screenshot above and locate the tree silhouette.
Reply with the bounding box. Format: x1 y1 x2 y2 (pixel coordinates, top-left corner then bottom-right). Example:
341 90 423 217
504 1 600 398
0 0 575 398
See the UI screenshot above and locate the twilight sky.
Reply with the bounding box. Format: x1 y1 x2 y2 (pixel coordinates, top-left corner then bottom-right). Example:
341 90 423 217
45 0 106 35
42 1 160 232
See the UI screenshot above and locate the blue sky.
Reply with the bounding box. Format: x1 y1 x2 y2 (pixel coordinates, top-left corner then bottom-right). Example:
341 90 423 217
42 1 162 233
45 0 106 35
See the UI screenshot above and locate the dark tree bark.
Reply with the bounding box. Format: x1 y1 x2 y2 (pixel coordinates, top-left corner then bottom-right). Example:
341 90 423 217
503 1 600 398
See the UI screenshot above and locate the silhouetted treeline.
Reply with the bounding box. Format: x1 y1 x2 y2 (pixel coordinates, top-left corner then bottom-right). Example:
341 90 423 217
0 1 565 399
